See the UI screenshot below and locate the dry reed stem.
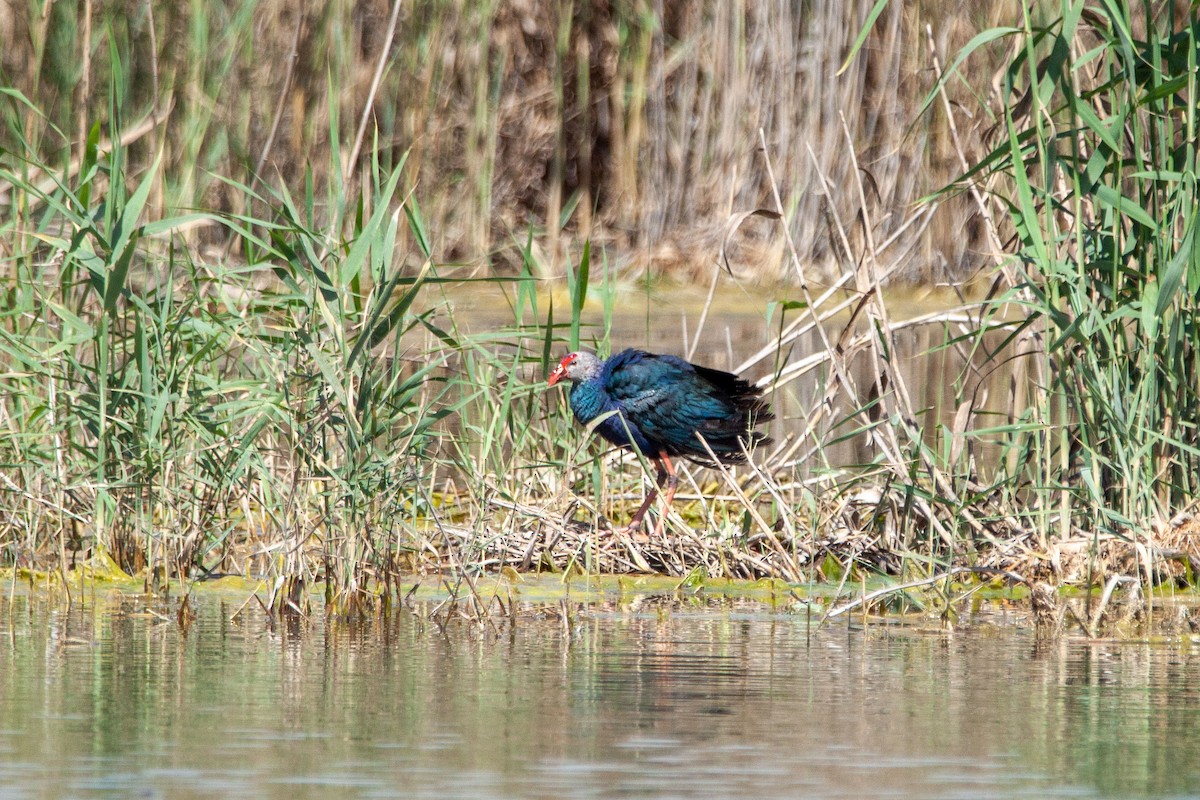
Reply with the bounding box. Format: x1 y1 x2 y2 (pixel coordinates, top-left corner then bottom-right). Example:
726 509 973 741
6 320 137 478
346 0 404 184
694 435 802 581
0 101 175 206
220 9 305 263
76 0 92 170
1086 575 1143 637
758 129 853 393
801 139 961 545
923 24 1009 284
825 565 1027 620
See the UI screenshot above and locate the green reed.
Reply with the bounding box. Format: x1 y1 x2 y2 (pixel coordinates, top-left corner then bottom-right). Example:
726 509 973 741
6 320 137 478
937 1 1200 536
0 89 451 608
3 0 1199 612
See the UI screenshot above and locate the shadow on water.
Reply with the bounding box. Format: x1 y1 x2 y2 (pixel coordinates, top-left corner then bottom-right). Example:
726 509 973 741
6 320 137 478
2 591 1200 799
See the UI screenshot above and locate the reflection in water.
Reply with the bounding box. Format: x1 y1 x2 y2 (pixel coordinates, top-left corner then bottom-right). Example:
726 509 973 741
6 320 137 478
1 594 1199 799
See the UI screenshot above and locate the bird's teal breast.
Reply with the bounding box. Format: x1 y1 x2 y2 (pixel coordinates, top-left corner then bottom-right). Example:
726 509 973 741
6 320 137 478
569 381 648 452
568 382 609 425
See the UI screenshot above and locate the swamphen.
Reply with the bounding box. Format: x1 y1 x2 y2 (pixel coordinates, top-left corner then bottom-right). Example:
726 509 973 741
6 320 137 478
547 348 773 537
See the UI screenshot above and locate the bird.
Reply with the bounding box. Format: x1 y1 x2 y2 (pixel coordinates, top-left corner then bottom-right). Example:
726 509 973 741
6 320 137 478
546 348 773 538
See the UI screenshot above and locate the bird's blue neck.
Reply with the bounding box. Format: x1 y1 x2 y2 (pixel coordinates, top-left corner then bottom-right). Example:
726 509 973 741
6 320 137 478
568 379 611 425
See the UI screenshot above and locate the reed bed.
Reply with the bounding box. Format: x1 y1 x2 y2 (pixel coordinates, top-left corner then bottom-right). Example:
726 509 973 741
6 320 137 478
0 1 1197 629
0 0 1016 281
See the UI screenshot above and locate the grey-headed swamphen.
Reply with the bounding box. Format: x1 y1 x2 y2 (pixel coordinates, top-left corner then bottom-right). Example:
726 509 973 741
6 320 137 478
547 348 773 537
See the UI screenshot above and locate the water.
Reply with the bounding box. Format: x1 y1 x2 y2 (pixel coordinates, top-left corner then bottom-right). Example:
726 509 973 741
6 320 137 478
3 592 1200 799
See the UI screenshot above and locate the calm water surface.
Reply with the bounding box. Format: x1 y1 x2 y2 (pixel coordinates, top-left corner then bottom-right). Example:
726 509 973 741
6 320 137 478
2 592 1200 799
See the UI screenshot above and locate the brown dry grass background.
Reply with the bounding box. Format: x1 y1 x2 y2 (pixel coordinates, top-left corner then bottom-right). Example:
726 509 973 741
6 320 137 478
1 0 1021 284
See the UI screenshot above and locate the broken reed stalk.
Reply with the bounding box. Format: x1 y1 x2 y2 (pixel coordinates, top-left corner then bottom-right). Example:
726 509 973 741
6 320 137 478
1086 574 1142 638
825 565 1028 621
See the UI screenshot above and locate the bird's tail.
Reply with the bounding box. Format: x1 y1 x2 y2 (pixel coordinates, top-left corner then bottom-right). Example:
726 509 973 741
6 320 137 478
690 366 774 466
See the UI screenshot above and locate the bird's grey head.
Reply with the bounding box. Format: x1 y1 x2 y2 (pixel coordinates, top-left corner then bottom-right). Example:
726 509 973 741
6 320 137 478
547 351 602 386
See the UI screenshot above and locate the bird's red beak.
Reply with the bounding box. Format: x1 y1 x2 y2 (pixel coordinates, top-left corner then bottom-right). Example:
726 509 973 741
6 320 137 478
547 353 575 386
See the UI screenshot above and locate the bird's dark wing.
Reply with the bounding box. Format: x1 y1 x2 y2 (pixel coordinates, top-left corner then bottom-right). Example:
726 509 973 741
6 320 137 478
603 350 770 463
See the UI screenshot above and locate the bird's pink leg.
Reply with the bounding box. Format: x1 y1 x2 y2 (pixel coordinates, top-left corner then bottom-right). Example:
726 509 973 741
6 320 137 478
621 456 668 536
650 454 678 539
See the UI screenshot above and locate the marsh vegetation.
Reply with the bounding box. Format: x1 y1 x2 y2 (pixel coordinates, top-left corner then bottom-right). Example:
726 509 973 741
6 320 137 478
0 1 1198 626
